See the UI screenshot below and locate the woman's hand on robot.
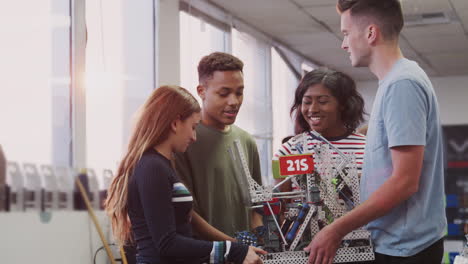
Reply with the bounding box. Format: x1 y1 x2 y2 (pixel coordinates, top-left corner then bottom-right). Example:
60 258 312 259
243 246 267 264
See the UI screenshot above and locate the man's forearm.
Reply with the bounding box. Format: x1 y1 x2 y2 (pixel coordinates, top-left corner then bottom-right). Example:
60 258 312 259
332 173 417 237
191 210 235 242
251 211 264 230
331 146 424 237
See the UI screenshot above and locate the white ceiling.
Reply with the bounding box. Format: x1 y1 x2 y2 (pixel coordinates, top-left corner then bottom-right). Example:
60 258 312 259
208 0 468 81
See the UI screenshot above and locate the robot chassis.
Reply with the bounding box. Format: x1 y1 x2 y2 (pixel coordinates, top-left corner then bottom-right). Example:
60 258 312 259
229 130 375 263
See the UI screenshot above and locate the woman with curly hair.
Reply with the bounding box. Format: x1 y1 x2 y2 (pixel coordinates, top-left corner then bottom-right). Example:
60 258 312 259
275 68 366 171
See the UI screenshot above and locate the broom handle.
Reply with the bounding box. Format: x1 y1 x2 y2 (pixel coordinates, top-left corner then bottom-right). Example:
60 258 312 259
75 177 116 264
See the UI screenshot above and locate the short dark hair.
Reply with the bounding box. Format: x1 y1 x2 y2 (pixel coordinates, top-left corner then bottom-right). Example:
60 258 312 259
197 52 244 84
337 0 404 40
291 68 365 135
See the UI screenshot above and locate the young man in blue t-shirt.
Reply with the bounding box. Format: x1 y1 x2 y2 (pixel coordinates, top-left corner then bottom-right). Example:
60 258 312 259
304 1 447 264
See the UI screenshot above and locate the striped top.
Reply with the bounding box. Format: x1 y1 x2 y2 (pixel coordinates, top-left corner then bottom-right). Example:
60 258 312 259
172 182 193 203
274 132 366 171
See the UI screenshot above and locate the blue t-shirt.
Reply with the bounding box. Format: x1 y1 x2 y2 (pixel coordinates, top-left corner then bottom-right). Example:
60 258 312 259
361 58 447 257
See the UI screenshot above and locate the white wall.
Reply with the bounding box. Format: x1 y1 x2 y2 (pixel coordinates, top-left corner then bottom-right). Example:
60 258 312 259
158 0 180 86
0 212 113 264
356 75 468 125
431 76 468 125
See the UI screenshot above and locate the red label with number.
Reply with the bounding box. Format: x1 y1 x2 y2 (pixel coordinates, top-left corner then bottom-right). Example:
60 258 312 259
278 154 314 176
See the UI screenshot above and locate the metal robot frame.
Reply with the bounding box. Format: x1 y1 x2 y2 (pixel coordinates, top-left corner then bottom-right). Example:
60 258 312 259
229 130 374 264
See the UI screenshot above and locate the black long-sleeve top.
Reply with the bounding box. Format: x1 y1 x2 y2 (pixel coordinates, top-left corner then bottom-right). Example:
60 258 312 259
128 149 248 264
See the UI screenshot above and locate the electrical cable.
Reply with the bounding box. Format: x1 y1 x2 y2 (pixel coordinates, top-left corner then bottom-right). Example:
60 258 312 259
94 243 126 264
75 177 117 264
93 244 107 264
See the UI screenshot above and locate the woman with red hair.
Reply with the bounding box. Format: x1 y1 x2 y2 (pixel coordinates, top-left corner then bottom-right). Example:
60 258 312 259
105 86 264 264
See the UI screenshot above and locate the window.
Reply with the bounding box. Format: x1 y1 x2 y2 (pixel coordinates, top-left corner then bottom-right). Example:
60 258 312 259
180 10 230 98
85 0 156 186
232 28 273 184
271 47 300 152
0 1 71 165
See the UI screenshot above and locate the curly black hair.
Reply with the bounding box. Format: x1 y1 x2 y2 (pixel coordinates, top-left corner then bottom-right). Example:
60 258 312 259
291 68 365 135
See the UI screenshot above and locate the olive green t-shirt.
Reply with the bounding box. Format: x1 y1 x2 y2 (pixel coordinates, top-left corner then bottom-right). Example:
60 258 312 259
174 123 262 236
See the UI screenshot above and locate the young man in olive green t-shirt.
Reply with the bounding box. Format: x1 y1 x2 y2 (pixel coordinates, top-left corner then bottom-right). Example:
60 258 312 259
175 52 263 238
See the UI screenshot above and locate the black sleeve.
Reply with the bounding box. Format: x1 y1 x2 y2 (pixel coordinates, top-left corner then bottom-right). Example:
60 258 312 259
173 152 200 211
135 157 248 263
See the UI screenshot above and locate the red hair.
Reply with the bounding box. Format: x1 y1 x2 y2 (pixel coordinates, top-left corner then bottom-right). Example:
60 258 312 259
105 85 200 245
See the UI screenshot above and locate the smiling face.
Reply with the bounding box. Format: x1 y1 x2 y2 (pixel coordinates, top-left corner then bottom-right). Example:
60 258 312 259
340 10 371 68
197 70 244 131
301 83 347 138
172 112 201 153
